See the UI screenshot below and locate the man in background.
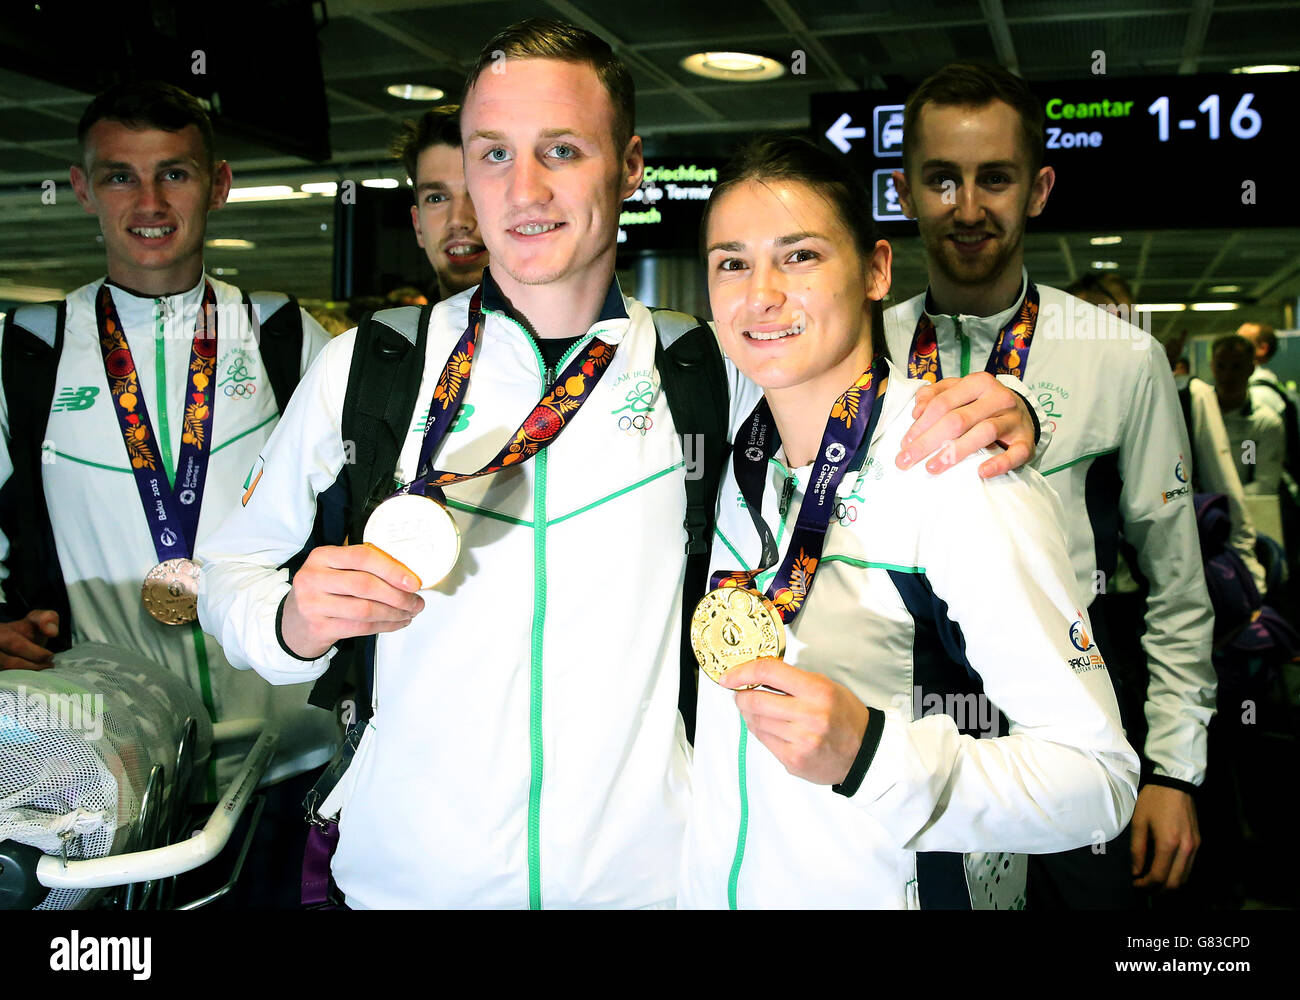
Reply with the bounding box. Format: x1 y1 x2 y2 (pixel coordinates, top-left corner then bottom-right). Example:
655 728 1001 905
392 107 488 301
1213 334 1285 497
0 80 337 905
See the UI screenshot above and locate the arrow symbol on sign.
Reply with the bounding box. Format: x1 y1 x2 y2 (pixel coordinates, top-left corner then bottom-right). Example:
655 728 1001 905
825 112 867 154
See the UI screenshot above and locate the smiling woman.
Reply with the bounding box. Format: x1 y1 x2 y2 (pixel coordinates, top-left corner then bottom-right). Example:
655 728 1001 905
677 134 1138 910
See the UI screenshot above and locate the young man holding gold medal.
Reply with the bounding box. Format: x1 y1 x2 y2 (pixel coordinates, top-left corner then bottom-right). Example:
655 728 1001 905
198 20 1041 909
0 82 338 806
884 63 1216 904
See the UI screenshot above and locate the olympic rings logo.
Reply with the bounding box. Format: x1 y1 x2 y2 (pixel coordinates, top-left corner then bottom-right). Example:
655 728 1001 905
834 501 858 525
223 383 257 398
619 414 653 436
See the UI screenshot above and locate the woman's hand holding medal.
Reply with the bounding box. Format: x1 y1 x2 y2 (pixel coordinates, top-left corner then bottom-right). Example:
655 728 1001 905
280 544 425 660
720 657 871 786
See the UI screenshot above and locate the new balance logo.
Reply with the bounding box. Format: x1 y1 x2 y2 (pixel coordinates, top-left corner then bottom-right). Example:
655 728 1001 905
52 386 100 412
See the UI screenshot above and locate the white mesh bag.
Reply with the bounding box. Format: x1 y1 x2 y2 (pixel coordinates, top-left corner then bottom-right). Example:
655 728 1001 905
0 642 212 909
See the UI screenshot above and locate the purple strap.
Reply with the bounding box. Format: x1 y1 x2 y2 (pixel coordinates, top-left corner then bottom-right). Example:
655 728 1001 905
301 821 340 908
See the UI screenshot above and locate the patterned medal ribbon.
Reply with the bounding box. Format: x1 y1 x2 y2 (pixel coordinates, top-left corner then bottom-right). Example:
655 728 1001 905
711 356 888 625
907 280 1041 383
400 288 618 498
96 281 218 563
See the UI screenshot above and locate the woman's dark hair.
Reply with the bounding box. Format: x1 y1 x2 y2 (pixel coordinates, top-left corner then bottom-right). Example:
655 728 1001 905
701 133 889 356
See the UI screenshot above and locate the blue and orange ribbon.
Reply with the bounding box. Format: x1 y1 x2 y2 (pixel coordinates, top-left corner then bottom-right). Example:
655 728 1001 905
907 281 1041 383
97 282 217 565
713 356 887 626
401 288 619 501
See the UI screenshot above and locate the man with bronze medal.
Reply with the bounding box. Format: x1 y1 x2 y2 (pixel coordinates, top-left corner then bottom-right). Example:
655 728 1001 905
198 20 1045 910
883 64 1215 904
0 82 338 903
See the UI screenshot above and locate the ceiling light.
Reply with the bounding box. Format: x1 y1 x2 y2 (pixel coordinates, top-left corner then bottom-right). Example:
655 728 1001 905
387 84 446 101
211 267 239 276
205 238 255 250
1089 235 1122 246
226 185 309 202
1134 303 1187 312
1091 260 1119 270
361 178 400 189
1190 302 1240 311
0 281 66 302
1231 64 1299 74
301 182 338 196
681 51 785 82
1209 284 1241 294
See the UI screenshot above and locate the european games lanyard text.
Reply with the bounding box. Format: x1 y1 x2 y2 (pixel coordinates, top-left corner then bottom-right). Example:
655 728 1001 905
713 357 887 625
907 281 1041 382
400 289 619 500
97 281 217 565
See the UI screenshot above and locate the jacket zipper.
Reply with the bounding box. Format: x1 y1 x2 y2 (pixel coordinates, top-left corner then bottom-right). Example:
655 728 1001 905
504 317 595 911
955 317 971 377
730 465 800 906
778 475 796 519
155 295 218 798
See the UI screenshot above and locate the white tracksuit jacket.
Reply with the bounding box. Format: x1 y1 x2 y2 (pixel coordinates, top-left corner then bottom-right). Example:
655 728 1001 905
0 275 339 795
885 277 1217 789
678 366 1139 909
197 276 762 908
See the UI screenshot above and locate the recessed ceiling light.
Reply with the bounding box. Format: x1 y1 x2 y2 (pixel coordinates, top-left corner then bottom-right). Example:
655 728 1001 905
1089 235 1122 246
361 178 400 189
226 185 309 202
1134 303 1187 312
301 182 338 196
681 51 785 82
1190 302 1240 311
1091 260 1119 270
206 238 255 250
387 84 446 101
211 267 239 276
1209 284 1241 294
1231 64 1299 74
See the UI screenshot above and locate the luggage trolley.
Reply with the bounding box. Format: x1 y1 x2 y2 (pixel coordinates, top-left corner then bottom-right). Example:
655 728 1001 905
0 642 278 910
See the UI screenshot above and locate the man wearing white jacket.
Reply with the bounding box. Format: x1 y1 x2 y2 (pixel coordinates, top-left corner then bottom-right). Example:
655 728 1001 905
198 21 1042 909
0 82 336 796
886 62 1216 905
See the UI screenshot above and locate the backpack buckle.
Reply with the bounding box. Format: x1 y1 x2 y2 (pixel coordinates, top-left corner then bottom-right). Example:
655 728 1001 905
683 508 709 556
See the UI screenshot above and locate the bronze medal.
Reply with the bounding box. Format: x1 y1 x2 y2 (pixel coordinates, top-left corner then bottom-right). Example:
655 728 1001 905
690 586 786 686
142 558 201 625
363 493 461 590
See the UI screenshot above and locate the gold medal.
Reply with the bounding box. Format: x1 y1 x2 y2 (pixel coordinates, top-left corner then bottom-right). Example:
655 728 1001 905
142 558 201 625
690 586 786 686
363 493 461 590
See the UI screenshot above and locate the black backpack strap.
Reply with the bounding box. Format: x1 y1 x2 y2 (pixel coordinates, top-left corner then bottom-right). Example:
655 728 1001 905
244 291 304 413
0 301 72 647
1177 378 1201 493
652 308 730 744
1250 378 1300 464
307 304 431 714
